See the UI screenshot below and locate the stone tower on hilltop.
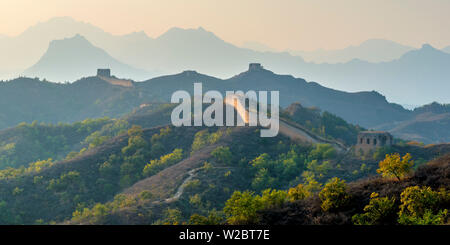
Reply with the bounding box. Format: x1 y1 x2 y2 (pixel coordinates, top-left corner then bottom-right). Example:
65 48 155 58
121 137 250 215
355 131 393 155
97 68 111 77
248 63 263 71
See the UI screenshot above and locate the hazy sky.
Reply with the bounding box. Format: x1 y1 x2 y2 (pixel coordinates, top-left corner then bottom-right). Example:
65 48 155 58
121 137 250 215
1 0 450 51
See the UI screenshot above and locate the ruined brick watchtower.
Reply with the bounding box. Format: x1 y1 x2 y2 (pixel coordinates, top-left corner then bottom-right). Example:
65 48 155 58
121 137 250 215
355 131 393 155
248 63 263 71
97 68 111 77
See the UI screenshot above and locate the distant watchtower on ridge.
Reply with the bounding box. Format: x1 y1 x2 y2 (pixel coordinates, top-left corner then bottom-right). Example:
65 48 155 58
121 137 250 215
248 63 263 71
355 131 393 155
97 68 111 77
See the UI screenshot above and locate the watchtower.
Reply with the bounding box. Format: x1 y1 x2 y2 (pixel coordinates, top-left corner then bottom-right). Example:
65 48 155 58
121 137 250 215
355 131 393 155
248 63 263 71
97 68 111 77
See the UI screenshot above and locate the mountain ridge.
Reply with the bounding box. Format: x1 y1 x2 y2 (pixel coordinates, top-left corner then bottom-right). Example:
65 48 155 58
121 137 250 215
2 17 450 104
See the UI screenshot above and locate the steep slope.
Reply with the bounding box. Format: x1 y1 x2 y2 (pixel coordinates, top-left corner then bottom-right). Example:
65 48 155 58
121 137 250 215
23 35 151 82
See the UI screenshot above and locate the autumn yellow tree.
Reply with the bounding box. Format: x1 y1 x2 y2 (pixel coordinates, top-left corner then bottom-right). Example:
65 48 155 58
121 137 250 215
319 177 350 211
377 153 414 181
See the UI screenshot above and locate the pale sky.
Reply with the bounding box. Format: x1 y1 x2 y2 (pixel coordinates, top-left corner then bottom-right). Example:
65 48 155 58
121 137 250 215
1 0 450 51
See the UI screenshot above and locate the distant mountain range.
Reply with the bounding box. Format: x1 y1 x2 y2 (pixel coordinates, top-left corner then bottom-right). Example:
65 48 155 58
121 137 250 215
2 16 450 105
288 39 415 63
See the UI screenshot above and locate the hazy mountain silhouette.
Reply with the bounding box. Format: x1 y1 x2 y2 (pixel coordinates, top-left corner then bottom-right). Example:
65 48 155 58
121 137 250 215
0 17 156 79
289 39 415 63
22 34 152 82
2 17 450 104
298 44 450 105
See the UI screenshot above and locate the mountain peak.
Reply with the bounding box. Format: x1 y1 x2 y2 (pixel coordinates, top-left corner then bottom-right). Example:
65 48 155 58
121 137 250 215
48 34 93 50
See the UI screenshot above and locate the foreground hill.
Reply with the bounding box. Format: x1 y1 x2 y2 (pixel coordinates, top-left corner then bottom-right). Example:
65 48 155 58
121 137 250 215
0 98 448 224
66 129 449 225
259 153 450 225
